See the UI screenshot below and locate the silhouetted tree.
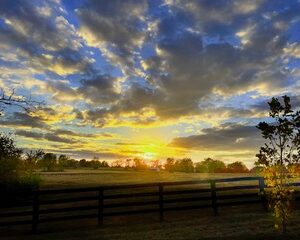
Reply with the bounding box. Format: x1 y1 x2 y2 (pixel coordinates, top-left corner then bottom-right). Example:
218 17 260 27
39 153 57 171
164 158 175 172
65 159 78 168
125 159 132 168
0 134 23 182
58 154 69 170
24 150 44 173
150 160 162 170
133 158 148 170
174 158 194 173
101 161 109 168
79 159 87 168
90 160 101 169
256 95 300 235
227 161 249 173
195 158 226 173
111 159 123 168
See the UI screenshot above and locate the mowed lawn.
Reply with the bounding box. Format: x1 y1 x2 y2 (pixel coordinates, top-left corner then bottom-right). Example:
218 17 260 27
39 168 258 189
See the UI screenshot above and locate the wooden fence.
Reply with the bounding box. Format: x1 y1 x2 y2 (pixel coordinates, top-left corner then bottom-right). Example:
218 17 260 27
1 177 300 233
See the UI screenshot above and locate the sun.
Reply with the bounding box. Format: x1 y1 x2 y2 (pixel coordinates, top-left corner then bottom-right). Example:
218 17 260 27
140 151 157 160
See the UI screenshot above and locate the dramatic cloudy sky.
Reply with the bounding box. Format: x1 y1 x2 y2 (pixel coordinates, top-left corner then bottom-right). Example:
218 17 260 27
1 0 300 166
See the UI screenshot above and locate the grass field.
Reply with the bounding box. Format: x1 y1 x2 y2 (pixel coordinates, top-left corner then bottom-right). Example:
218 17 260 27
3 206 300 240
39 168 258 189
2 169 300 240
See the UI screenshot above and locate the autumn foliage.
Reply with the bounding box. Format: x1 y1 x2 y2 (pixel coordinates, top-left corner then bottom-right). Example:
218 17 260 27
256 96 300 235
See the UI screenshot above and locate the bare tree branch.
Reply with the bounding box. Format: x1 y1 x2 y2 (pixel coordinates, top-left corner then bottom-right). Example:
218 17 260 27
0 88 43 115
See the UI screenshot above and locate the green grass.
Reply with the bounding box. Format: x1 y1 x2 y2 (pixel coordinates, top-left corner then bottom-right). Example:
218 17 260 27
38 168 258 189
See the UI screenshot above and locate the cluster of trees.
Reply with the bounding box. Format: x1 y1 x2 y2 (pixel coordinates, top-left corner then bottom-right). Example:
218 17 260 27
164 157 250 173
0 133 111 184
39 155 109 171
110 157 253 173
0 134 41 193
110 158 158 170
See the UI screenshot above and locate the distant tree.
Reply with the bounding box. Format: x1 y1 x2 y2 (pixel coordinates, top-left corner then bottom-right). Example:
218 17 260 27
194 162 207 173
195 158 226 173
90 160 101 169
101 161 109 168
58 154 69 169
174 158 194 173
24 150 44 173
256 96 300 235
250 161 264 174
112 159 126 168
164 158 175 172
125 159 132 168
227 161 249 173
79 159 87 168
66 159 78 168
133 158 148 170
39 153 57 171
0 133 23 182
150 160 162 169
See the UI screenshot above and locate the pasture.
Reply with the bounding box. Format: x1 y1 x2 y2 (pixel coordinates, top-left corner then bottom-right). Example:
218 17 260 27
39 168 258 188
2 169 300 240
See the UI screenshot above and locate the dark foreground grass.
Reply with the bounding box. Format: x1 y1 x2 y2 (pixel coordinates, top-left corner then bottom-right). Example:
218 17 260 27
2 206 300 240
1 171 299 240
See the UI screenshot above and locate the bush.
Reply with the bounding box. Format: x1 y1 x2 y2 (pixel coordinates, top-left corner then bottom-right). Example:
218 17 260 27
0 133 41 203
0 172 41 205
0 133 23 182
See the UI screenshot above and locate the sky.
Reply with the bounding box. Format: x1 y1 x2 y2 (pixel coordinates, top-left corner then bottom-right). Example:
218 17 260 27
0 0 300 167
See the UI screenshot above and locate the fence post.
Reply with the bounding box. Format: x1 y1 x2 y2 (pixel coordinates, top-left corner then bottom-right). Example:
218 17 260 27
98 187 104 225
259 177 268 212
210 180 218 216
32 190 39 233
158 183 164 222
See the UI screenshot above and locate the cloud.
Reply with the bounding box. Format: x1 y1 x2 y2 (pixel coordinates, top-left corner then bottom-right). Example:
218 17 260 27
43 147 127 159
0 112 49 129
16 130 77 144
53 128 113 138
77 0 148 76
30 105 76 124
0 0 90 76
78 74 120 104
1 0 300 161
170 123 263 151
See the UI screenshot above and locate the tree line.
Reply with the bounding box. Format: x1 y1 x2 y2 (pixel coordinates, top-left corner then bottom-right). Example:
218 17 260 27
164 157 252 173
0 132 257 179
108 157 257 173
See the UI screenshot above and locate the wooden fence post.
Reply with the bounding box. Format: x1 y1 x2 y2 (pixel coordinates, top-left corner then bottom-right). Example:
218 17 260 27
210 180 218 216
159 183 164 222
259 177 268 212
32 190 39 233
98 187 104 225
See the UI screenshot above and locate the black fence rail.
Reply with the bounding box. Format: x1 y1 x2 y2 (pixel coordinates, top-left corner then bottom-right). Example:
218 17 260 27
1 177 300 233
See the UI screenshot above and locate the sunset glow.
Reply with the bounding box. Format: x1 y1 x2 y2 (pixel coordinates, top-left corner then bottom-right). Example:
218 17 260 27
1 0 300 167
